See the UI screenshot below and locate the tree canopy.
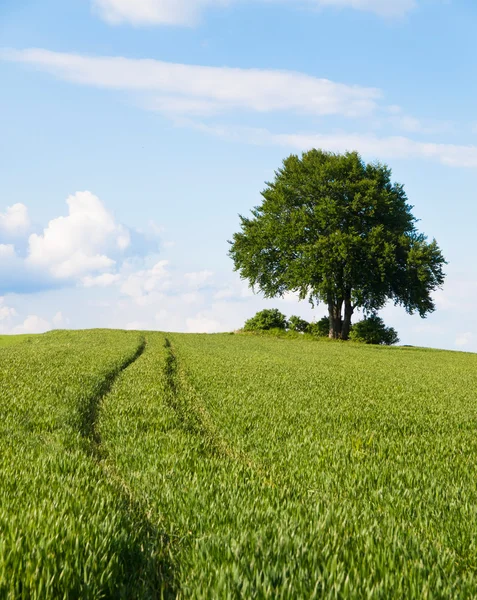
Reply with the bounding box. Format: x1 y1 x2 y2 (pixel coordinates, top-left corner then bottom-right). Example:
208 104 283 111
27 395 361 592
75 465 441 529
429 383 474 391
229 149 446 339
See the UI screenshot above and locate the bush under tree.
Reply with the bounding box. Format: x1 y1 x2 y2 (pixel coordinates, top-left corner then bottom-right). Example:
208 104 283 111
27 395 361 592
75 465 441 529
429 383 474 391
243 309 288 332
288 315 309 333
306 317 330 337
349 315 399 345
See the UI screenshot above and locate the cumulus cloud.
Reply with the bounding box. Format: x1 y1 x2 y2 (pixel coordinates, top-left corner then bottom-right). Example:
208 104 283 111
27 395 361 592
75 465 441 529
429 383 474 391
184 270 214 288
0 189 172 303
92 0 415 26
0 203 30 236
1 49 381 118
13 315 51 334
52 311 69 327
0 297 17 321
186 312 222 333
27 191 129 279
213 281 255 300
120 260 170 300
0 192 153 295
82 273 122 287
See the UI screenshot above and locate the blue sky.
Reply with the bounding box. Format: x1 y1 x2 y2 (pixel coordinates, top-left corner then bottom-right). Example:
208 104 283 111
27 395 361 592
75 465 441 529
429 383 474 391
1 0 476 350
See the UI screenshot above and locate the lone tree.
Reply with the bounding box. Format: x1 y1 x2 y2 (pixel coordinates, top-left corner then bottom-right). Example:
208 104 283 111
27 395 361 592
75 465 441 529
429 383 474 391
229 150 446 340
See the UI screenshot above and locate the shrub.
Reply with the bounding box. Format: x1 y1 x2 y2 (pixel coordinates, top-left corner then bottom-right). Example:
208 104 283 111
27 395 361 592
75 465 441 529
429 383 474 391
349 314 399 345
288 316 310 333
307 317 330 337
243 309 288 332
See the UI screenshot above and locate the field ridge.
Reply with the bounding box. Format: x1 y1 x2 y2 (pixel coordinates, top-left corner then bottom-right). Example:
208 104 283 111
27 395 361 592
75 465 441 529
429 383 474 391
164 337 275 487
81 335 147 451
96 336 177 599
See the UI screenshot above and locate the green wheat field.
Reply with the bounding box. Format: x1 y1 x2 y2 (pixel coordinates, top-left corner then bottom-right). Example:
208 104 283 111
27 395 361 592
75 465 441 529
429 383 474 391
2 329 477 598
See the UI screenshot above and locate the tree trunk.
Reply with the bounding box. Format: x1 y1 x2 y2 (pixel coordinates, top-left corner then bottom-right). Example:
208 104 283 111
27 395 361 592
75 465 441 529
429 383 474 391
341 297 354 341
328 299 343 339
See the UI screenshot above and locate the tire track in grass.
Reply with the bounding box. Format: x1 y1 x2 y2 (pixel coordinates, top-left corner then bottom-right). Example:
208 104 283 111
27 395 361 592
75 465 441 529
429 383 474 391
163 337 276 487
0 331 173 598
80 335 177 598
80 335 146 453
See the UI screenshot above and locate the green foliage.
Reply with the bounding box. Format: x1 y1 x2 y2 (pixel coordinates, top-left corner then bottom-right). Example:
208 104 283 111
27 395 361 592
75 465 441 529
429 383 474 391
229 149 447 339
307 316 330 337
243 308 288 331
287 315 309 332
350 314 400 345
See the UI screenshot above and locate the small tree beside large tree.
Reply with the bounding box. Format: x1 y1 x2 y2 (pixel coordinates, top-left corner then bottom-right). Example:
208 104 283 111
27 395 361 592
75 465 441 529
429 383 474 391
229 150 446 340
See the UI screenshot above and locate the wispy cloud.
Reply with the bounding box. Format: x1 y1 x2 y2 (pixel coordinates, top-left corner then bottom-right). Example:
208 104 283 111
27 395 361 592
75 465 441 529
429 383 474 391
2 48 473 168
92 0 416 27
272 131 477 167
190 122 477 168
0 48 381 118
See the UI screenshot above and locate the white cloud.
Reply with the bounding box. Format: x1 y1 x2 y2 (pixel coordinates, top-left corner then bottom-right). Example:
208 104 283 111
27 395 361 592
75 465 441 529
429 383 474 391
82 273 121 287
5 48 456 157
92 0 415 26
51 253 115 279
272 131 477 168
92 0 215 26
0 193 159 296
455 332 473 347
27 191 129 279
213 281 255 300
120 260 170 299
1 49 381 118
184 269 214 288
181 292 204 304
0 244 16 258
214 287 235 300
52 311 69 327
192 122 477 168
186 312 222 333
13 315 50 334
117 228 131 249
0 297 17 321
0 203 30 236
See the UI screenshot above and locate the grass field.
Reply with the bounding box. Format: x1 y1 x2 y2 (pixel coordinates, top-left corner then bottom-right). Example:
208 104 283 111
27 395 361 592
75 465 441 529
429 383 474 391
2 330 477 598
0 334 34 348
